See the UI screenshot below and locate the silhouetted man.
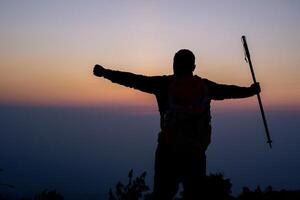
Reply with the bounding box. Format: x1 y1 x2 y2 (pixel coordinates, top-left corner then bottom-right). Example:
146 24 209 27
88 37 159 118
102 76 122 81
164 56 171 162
93 49 260 200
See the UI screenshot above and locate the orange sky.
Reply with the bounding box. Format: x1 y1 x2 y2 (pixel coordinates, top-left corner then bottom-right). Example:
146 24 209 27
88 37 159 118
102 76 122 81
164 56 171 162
0 1 299 110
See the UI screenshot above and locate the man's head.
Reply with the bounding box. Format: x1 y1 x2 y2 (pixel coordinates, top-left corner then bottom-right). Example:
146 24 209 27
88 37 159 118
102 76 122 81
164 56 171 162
173 49 196 76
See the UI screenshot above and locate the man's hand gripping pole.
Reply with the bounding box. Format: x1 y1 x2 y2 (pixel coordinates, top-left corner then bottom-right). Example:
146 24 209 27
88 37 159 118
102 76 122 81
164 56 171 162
241 35 273 148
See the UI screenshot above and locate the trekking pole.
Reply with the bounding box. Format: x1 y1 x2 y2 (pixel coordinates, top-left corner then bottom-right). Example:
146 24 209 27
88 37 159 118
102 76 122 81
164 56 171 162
241 35 272 149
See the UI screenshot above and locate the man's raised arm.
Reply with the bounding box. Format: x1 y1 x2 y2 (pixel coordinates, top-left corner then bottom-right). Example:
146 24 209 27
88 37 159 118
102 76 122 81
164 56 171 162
93 64 160 94
204 79 261 100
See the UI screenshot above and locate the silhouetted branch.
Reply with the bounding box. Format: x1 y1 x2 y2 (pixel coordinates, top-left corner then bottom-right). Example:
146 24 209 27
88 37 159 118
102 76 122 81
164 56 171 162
109 170 149 200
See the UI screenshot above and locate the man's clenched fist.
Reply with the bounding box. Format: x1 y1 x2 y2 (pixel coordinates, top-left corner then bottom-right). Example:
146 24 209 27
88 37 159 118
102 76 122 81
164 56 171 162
93 64 106 77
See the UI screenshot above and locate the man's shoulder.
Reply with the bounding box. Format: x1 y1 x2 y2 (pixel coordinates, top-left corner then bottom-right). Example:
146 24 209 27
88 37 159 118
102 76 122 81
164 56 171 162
193 76 221 90
156 75 217 85
162 74 174 79
194 75 212 84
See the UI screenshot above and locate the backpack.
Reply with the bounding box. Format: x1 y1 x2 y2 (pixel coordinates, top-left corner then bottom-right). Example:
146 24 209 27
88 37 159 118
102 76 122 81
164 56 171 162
162 75 211 152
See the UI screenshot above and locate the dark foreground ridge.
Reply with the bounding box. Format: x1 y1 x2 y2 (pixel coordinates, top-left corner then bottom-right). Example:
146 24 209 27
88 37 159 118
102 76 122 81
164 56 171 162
108 170 300 200
2 169 299 200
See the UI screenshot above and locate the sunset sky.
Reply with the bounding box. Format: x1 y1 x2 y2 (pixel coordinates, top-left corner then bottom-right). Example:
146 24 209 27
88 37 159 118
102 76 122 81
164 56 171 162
1 1 300 199
1 0 299 109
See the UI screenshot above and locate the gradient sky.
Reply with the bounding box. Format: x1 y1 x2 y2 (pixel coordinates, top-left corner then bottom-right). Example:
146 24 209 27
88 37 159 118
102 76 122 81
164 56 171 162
1 1 300 199
0 0 299 109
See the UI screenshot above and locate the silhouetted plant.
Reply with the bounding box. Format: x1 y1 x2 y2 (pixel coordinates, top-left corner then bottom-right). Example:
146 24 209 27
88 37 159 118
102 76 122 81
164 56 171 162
34 190 64 200
238 187 254 200
109 170 235 200
237 185 300 200
204 173 233 200
173 173 233 200
108 169 149 200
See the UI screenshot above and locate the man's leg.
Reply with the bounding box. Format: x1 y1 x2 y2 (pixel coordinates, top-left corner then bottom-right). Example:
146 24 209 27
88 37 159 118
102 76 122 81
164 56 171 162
153 144 180 200
182 152 206 200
